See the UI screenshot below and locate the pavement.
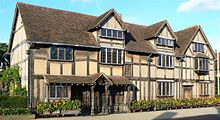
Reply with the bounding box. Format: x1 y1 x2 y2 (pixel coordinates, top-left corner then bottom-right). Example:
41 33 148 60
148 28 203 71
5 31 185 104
37 107 220 120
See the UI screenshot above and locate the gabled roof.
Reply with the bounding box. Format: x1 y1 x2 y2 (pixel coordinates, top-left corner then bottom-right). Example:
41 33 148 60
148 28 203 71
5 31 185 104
87 8 125 31
8 2 157 54
13 2 100 50
144 20 177 40
125 23 157 54
175 25 216 58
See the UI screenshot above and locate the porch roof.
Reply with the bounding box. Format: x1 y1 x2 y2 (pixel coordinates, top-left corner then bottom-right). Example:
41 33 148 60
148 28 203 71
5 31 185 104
43 73 132 85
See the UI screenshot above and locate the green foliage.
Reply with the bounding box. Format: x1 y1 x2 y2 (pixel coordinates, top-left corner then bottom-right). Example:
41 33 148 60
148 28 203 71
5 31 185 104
11 87 27 96
0 43 8 60
0 95 28 108
36 100 81 114
1 65 20 85
0 108 31 115
0 65 21 95
130 98 220 111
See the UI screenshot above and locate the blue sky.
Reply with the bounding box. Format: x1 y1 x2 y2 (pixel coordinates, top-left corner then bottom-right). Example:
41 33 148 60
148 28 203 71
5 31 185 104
1 0 220 50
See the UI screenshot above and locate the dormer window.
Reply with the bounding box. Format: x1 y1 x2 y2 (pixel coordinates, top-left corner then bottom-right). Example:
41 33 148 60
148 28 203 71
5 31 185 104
100 28 124 39
156 37 174 47
194 42 204 52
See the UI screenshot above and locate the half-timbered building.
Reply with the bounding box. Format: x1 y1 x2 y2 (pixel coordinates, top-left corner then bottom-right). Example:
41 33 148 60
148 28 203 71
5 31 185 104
8 2 216 115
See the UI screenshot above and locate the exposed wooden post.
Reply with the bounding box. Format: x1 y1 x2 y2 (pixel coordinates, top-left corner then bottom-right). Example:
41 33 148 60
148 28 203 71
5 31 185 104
104 84 109 114
91 85 95 115
127 85 131 113
147 54 153 101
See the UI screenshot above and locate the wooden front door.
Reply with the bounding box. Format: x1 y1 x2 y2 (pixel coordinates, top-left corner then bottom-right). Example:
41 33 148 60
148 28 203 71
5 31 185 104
184 87 192 99
94 85 106 114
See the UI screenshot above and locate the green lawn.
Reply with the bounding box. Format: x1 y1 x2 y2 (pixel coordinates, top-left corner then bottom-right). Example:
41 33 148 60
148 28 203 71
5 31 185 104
0 115 35 120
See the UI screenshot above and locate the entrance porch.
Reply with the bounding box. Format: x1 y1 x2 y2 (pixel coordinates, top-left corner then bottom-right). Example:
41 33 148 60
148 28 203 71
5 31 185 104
43 73 132 115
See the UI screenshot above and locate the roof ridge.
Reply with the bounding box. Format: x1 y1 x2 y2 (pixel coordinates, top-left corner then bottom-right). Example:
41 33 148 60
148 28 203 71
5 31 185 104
16 2 97 18
175 25 200 33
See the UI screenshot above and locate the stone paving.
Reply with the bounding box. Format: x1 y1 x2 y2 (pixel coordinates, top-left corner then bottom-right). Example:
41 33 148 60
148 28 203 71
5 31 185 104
38 107 220 120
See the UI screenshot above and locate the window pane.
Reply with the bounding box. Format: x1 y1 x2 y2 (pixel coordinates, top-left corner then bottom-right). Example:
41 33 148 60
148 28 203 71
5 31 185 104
158 55 162 66
57 86 63 98
166 55 170 67
118 50 122 64
113 30 117 38
51 47 58 59
170 56 173 67
66 47 72 60
107 29 112 37
101 48 106 63
107 48 112 63
112 49 117 63
195 58 198 69
118 31 123 38
49 85 55 98
162 82 166 95
59 48 65 60
158 82 161 96
101 28 107 36
162 55 166 67
63 86 68 97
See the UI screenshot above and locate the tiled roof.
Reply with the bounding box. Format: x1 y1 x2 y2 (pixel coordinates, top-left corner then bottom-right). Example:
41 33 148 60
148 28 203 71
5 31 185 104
17 2 99 47
14 2 157 54
11 2 214 57
175 25 200 56
44 73 132 85
144 20 167 40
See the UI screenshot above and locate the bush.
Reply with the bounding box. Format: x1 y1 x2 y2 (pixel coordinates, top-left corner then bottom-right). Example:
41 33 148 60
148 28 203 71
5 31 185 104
11 87 27 96
0 96 27 108
36 100 81 114
130 98 220 112
0 108 31 115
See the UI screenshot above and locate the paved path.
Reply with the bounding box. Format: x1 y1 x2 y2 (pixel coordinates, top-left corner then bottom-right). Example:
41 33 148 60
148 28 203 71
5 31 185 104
38 107 220 120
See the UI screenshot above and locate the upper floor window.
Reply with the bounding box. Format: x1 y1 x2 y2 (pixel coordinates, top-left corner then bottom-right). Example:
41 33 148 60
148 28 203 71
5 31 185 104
194 42 204 52
158 54 173 68
100 47 123 64
157 37 174 47
50 46 73 61
100 28 124 39
194 58 209 71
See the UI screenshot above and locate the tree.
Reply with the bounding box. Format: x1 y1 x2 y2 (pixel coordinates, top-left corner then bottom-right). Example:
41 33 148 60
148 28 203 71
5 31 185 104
0 65 20 95
0 43 8 60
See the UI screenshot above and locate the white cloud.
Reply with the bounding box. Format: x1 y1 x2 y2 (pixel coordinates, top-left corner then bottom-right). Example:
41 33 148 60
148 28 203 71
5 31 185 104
177 0 220 12
70 0 96 3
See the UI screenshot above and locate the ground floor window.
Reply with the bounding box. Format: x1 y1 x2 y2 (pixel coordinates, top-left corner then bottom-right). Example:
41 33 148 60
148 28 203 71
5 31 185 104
157 80 174 96
49 84 69 99
200 81 209 95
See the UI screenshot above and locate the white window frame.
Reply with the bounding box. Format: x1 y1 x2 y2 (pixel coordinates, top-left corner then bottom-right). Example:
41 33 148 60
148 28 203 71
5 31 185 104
158 54 173 68
157 80 174 97
50 46 73 61
194 58 209 71
99 27 124 39
100 47 124 65
199 81 210 96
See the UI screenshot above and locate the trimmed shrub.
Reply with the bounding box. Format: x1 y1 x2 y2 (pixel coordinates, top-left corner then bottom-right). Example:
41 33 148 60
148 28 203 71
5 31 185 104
0 95 27 108
0 108 31 115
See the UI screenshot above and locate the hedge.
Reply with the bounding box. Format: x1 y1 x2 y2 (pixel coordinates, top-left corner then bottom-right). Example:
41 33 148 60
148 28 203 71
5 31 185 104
0 108 31 115
0 96 27 108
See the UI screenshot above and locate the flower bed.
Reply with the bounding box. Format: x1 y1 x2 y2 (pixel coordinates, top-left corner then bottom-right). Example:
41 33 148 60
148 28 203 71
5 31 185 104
36 100 81 117
130 98 220 112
